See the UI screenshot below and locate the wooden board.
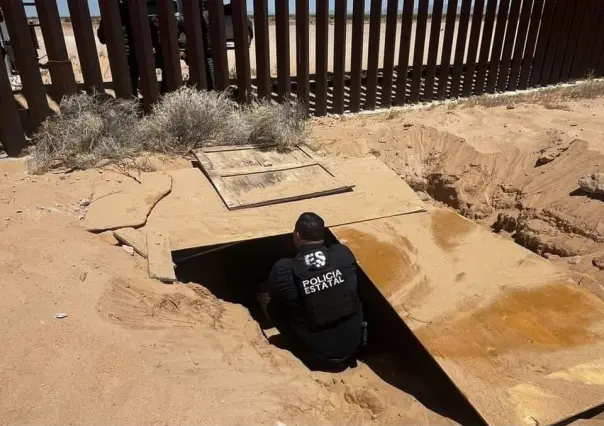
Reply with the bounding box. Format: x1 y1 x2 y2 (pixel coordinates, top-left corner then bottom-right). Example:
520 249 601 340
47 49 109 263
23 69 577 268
113 227 148 258
84 172 173 232
146 231 176 283
331 209 604 426
143 156 425 251
193 146 353 210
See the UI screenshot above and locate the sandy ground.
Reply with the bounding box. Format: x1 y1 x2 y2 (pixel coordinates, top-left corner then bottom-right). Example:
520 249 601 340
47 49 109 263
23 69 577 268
0 157 456 425
2 88 604 423
34 19 486 85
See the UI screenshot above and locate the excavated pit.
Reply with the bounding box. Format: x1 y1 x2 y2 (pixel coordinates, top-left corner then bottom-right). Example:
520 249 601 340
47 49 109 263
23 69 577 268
312 121 604 301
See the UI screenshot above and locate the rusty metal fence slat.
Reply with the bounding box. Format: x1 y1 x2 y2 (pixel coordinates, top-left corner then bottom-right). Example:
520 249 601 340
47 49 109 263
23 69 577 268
365 0 382 109
157 0 183 92
67 0 104 92
380 0 399 107
569 0 596 80
496 0 522 91
275 0 290 101
315 0 329 116
486 0 511 93
461 0 485 97
183 0 208 90
450 0 472 98
349 0 365 112
529 0 555 87
424 0 444 102
232 0 251 103
539 0 566 85
588 2 604 74
34 0 77 99
254 0 271 99
1 0 50 127
394 0 415 105
474 0 498 95
410 0 429 103
207 0 229 90
128 0 158 111
0 48 26 156
508 0 534 91
559 0 586 83
332 0 348 114
437 0 459 99
518 0 545 90
295 0 309 108
549 0 577 84
98 0 134 98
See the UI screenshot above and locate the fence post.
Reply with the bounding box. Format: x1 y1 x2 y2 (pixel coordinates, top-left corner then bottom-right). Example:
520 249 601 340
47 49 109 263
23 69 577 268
157 0 183 92
0 49 26 157
315 0 329 116
275 0 290 101
295 0 309 108
67 0 104 93
518 0 545 90
34 0 77 99
98 0 134 98
508 0 535 91
486 0 510 93
231 0 251 102
437 0 458 99
207 0 229 90
450 0 472 98
410 0 429 103
332 0 347 114
424 0 444 101
128 0 158 112
349 0 364 112
182 0 208 90
497 0 522 91
380 0 398 107
395 0 415 105
461 0 485 97
529 0 555 87
474 0 497 95
0 0 50 127
365 0 382 109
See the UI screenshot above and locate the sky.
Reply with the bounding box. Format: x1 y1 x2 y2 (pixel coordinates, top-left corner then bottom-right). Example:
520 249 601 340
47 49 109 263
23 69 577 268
26 1 439 17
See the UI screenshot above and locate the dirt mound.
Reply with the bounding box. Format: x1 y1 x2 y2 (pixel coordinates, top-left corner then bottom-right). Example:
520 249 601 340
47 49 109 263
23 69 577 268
312 99 604 300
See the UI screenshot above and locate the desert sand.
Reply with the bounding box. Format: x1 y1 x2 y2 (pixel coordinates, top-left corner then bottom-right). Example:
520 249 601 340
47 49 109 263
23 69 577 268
2 89 604 424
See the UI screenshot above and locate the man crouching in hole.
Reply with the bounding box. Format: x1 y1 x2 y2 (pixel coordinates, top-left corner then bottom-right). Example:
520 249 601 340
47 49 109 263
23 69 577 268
256 212 366 371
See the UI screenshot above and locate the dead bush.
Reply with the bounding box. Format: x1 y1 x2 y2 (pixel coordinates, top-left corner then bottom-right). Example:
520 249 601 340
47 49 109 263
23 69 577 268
29 88 309 173
138 86 247 152
243 99 308 149
28 92 141 173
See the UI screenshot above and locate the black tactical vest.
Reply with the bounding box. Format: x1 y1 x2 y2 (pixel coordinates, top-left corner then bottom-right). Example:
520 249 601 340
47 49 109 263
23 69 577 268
291 246 359 329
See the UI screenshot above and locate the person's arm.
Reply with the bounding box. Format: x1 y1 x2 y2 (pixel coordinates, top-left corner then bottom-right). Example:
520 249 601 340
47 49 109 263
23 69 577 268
268 259 298 304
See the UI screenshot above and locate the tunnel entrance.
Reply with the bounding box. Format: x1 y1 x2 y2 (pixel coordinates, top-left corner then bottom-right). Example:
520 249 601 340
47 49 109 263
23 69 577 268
172 231 485 425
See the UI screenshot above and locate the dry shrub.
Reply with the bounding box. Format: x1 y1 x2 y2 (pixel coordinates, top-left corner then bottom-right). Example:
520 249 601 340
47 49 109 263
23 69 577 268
29 87 309 173
138 86 248 152
29 92 141 173
243 99 307 149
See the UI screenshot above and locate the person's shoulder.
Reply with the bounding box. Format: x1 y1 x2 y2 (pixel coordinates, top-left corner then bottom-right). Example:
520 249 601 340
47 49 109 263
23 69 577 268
329 243 356 263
